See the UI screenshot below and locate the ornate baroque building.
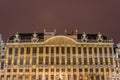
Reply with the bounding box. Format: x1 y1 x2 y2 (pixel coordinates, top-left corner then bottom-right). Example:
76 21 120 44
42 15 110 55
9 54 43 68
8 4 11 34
0 34 6 78
0 30 116 80
114 43 120 80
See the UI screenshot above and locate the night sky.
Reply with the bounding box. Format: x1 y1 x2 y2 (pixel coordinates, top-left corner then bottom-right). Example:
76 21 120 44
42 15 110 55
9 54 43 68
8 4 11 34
0 0 120 44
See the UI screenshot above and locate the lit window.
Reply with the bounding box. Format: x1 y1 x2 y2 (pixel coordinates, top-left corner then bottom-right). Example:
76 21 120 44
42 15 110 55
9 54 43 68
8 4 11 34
46 47 49 54
14 48 18 56
14 58 18 65
45 56 49 65
56 47 59 54
51 47 54 53
62 47 65 54
9 48 13 55
39 57 43 65
26 47 30 54
32 57 36 65
84 58 87 65
72 47 76 54
89 47 92 54
78 47 81 54
56 56 59 65
39 47 43 54
20 47 24 54
26 57 30 65
33 47 37 56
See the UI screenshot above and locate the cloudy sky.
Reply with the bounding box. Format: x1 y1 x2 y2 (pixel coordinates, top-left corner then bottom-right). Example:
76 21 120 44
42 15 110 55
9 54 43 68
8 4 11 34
0 0 120 44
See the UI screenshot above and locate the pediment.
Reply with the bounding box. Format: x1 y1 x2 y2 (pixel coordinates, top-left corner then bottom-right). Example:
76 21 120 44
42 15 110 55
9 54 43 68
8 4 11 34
44 36 77 45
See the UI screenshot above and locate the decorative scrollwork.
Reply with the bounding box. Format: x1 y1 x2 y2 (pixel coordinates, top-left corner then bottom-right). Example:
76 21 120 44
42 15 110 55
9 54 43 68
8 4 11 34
31 32 39 43
81 32 88 42
14 32 20 43
97 32 103 42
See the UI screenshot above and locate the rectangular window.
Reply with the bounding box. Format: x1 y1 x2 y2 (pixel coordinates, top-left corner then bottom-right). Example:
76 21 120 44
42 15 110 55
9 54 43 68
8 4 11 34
7 69 11 72
61 56 65 65
100 57 103 65
73 75 77 80
39 57 43 65
51 47 54 53
46 47 49 54
13 69 17 72
25 69 29 72
94 47 97 53
73 56 76 65
56 47 59 54
26 47 30 54
72 47 76 54
83 47 87 53
19 69 23 72
78 58 82 65
1 62 4 70
32 57 36 65
20 47 24 54
14 48 18 56
104 47 107 53
62 47 65 54
20 57 24 65
105 57 108 65
45 69 48 72
90 69 93 72
32 75 36 80
89 58 92 65
99 47 102 56
95 57 98 65
89 47 92 54
110 57 113 65
8 57 12 65
39 69 43 72
84 58 87 65
79 69 82 72
32 69 36 72
45 56 49 65
104 47 107 56
78 47 81 54
56 56 59 65
33 47 37 53
26 57 30 65
67 57 70 65
9 48 13 55
14 58 18 65
109 47 112 56
39 47 43 54
51 57 54 65
99 47 102 53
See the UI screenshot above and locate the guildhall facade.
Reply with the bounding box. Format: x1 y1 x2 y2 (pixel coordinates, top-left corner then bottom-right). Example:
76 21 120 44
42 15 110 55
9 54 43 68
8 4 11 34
0 30 116 80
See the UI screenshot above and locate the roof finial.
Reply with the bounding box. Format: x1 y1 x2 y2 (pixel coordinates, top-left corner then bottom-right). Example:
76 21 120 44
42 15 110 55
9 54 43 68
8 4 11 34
75 29 78 34
64 29 67 34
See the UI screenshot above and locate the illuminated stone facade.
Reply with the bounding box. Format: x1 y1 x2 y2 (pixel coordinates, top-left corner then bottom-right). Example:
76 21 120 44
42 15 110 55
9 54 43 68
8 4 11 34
114 43 120 80
0 34 6 79
0 31 116 80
